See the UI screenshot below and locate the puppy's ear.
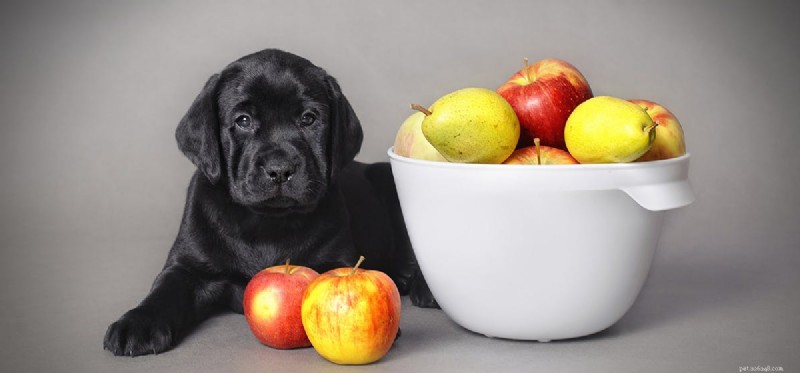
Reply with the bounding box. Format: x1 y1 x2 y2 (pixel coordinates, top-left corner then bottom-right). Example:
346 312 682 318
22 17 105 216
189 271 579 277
326 76 364 181
175 74 222 184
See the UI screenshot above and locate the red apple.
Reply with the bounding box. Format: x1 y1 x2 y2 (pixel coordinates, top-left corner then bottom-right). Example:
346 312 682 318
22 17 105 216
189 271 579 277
629 99 686 161
503 138 579 165
301 256 401 365
243 261 320 349
497 58 593 149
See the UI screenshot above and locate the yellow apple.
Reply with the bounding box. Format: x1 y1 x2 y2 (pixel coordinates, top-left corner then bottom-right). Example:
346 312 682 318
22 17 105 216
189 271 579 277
301 257 401 365
393 112 447 161
629 99 686 161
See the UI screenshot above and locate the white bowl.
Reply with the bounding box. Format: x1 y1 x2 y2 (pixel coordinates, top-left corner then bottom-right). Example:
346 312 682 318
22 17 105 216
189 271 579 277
388 148 694 341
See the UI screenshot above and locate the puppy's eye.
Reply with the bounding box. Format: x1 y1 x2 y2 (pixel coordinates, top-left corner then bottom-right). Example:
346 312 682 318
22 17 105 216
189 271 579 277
234 114 253 129
300 112 317 126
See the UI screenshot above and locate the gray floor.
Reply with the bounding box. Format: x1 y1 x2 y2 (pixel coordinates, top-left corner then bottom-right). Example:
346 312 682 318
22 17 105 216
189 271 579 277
3 220 798 372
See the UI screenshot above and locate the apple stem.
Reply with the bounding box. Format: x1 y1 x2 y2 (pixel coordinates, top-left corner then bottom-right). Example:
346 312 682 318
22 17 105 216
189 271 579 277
534 138 541 165
410 104 432 116
285 259 291 274
351 256 366 275
523 57 531 81
644 122 659 133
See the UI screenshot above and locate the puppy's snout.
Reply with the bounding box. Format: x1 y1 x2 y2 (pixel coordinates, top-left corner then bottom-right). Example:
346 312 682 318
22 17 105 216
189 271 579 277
263 162 296 184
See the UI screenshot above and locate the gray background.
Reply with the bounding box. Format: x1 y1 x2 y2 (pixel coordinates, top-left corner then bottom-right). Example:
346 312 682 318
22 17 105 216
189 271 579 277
1 1 798 372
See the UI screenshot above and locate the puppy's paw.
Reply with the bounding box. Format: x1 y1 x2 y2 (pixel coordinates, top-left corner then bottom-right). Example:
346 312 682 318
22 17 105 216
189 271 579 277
103 308 174 356
392 274 412 295
410 287 440 309
409 271 440 309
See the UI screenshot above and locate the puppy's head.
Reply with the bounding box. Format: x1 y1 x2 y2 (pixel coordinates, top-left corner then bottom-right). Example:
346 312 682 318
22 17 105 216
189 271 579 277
175 49 363 215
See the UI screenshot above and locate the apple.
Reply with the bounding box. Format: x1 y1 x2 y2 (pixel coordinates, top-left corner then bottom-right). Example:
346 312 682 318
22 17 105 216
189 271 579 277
629 99 686 161
497 58 593 149
503 138 579 165
301 256 401 365
394 111 448 162
243 261 320 349
393 111 448 161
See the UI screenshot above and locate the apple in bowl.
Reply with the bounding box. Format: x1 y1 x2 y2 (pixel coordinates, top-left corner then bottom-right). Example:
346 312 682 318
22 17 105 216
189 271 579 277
503 138 578 165
497 58 593 149
393 111 447 162
629 99 686 161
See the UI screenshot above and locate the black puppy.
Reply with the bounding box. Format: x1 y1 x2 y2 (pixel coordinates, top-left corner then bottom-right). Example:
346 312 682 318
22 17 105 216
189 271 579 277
104 49 436 357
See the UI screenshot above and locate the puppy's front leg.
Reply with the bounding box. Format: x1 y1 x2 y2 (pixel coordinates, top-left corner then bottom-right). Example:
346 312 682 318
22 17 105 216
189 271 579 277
103 265 227 356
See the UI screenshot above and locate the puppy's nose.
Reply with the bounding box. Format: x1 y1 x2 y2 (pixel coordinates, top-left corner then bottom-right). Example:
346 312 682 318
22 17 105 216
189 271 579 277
264 163 295 184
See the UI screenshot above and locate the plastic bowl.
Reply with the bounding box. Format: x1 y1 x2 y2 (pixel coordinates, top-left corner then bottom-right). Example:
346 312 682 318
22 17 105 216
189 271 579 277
388 148 694 341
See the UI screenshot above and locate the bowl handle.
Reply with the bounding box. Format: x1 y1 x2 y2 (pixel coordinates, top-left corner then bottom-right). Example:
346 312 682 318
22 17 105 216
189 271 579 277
621 180 695 211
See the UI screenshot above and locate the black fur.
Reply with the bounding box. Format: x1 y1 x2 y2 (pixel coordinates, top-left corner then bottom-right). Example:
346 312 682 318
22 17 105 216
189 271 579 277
104 49 437 357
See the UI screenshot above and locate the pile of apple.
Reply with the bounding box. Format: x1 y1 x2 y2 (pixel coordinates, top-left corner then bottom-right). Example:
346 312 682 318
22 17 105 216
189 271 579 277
394 58 686 165
242 257 400 365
